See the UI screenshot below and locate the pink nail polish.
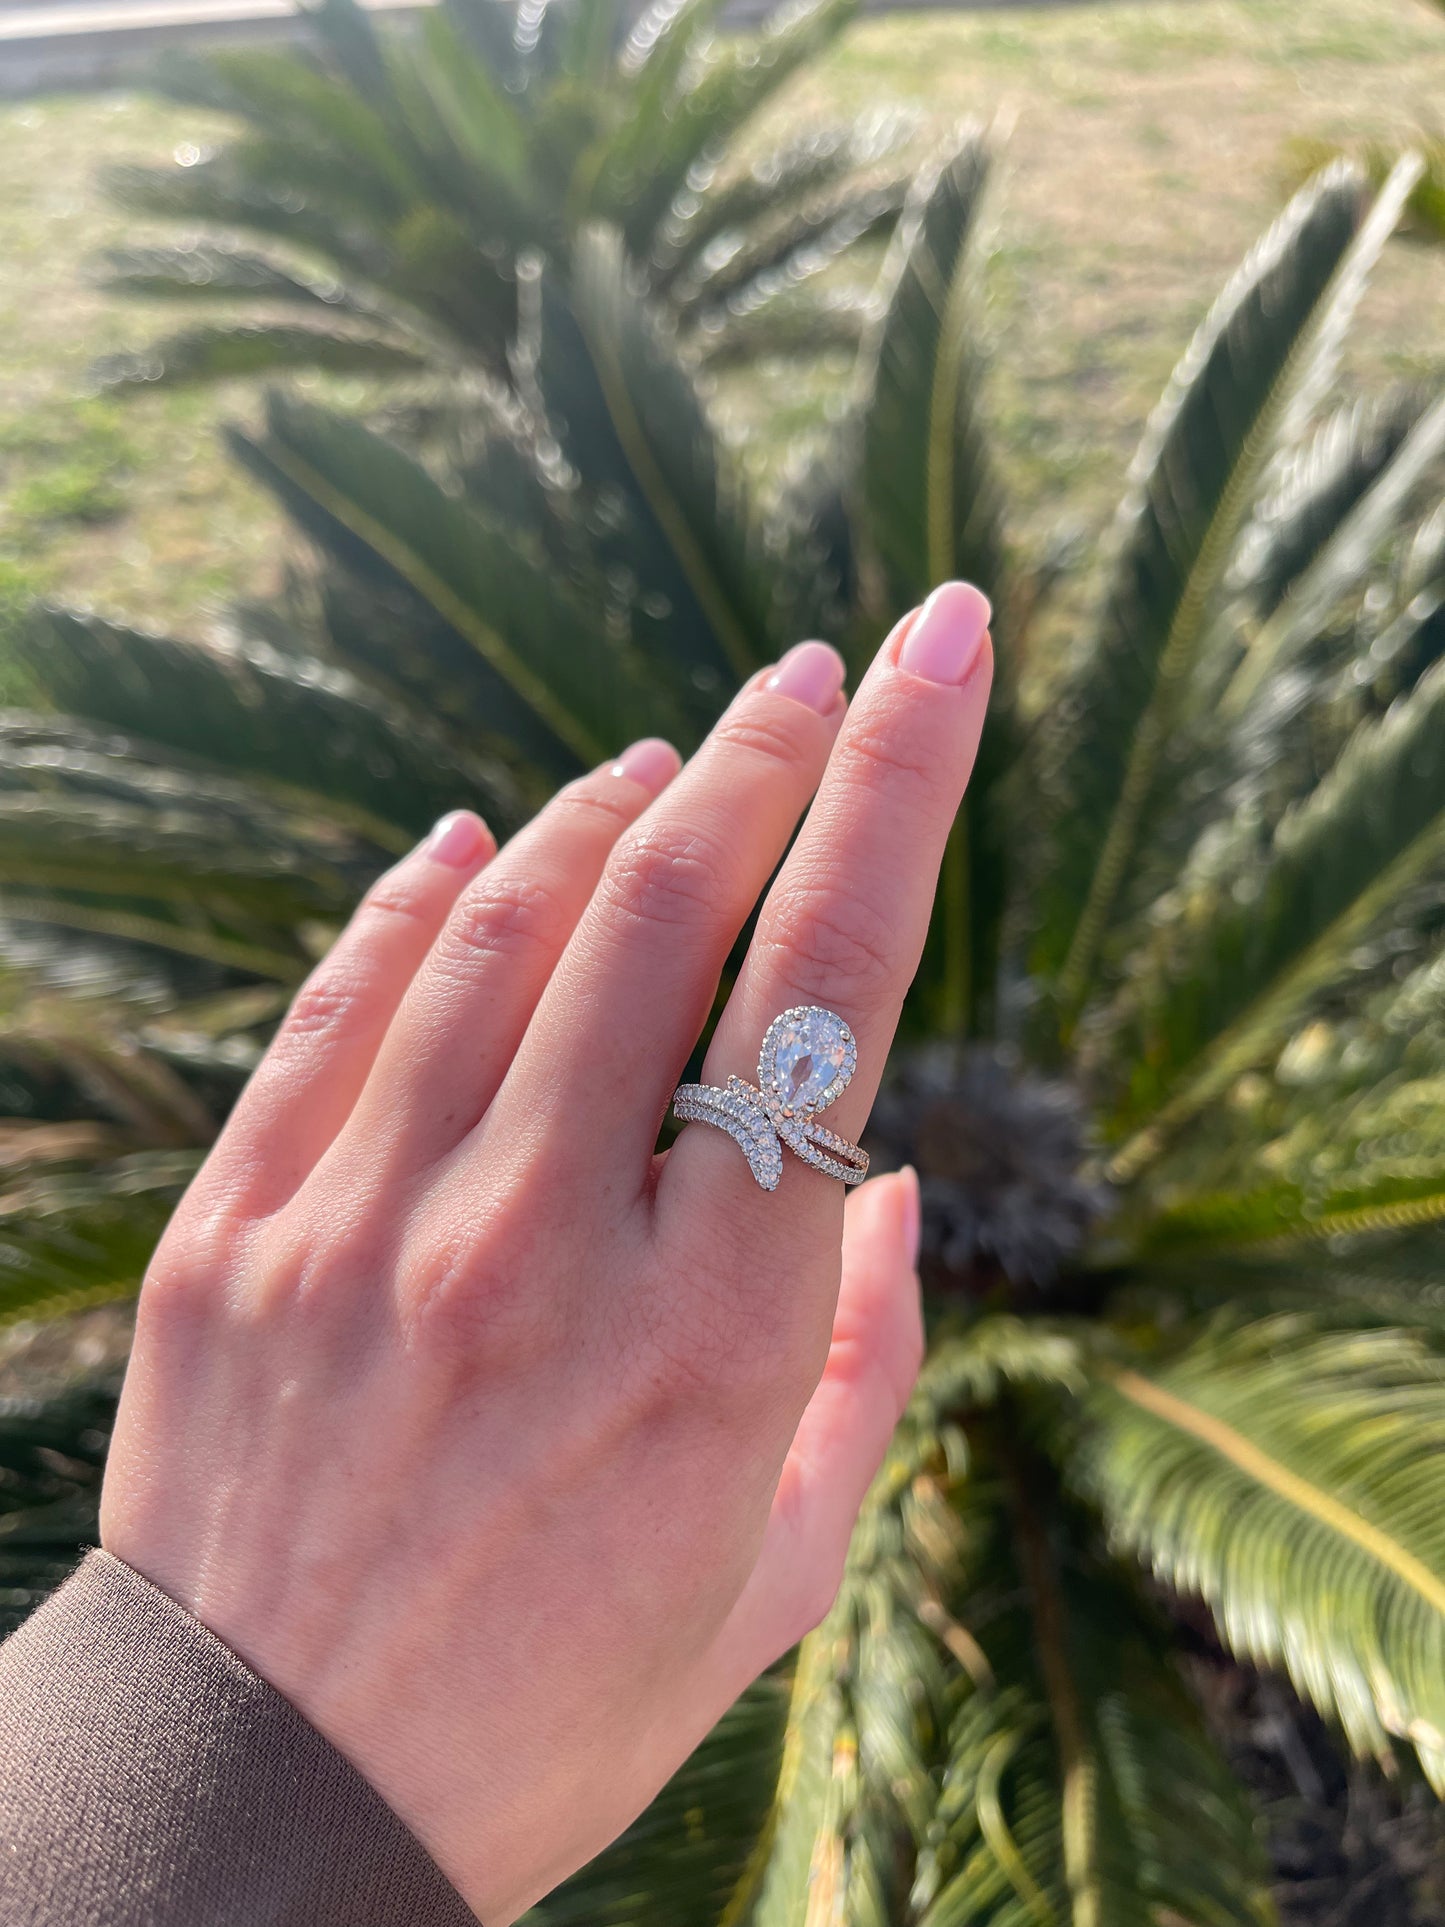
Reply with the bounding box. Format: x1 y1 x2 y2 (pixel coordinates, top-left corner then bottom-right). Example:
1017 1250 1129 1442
426 810 489 868
610 738 681 795
898 1165 922 1268
896 582 992 686
765 640 847 714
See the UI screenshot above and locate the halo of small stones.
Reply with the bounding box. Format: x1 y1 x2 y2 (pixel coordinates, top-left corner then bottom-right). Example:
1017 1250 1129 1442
672 1006 868 1192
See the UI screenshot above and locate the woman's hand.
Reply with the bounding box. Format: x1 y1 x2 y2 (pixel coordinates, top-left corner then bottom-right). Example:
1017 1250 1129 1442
99 582 993 1924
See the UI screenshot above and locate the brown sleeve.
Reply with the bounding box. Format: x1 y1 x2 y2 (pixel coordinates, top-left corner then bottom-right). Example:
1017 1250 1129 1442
0 1549 480 1927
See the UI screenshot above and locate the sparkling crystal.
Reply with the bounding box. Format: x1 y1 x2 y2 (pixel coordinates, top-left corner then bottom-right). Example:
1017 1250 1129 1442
770 1008 850 1112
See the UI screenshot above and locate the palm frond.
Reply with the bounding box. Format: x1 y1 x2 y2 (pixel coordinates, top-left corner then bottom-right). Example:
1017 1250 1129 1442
1230 387 1434 621
1075 1318 1445 1790
855 134 1014 1035
670 174 907 338
94 243 387 320
228 392 672 771
917 1452 1272 1927
858 131 1005 618
19 607 516 843
0 712 378 949
0 1365 123 1636
94 323 431 391
1108 653 1445 1177
1226 390 1445 710
650 113 911 287
525 229 779 693
601 0 859 256
1034 164 1385 1028
685 286 871 368
0 1153 194 1329
101 157 391 278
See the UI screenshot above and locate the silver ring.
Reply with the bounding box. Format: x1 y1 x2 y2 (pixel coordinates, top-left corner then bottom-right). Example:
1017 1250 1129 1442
672 1005 869 1191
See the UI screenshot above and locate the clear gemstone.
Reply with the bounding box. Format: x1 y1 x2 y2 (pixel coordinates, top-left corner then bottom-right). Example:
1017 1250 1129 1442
769 1009 850 1112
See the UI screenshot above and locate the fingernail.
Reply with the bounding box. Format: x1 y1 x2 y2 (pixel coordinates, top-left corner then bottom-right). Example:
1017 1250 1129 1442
425 810 489 868
896 582 991 687
898 1164 922 1268
766 640 846 714
610 738 681 795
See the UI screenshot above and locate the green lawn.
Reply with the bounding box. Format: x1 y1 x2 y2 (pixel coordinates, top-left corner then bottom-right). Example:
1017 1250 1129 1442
0 0 1442 636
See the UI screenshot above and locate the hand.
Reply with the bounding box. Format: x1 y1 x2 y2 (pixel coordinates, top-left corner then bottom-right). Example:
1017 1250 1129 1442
99 582 993 1923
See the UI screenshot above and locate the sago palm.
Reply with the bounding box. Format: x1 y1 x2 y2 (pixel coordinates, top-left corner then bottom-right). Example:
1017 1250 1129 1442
7 134 1445 1915
94 0 910 389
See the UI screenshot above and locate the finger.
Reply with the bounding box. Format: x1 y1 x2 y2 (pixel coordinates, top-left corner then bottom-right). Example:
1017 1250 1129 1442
665 581 992 1265
202 811 494 1215
339 740 682 1169
710 1168 923 1677
491 641 849 1181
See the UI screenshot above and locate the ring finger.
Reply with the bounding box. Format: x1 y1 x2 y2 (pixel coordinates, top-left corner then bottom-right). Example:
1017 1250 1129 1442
662 580 993 1278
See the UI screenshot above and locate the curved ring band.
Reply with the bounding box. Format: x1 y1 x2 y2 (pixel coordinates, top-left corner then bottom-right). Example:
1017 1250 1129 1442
672 1005 870 1192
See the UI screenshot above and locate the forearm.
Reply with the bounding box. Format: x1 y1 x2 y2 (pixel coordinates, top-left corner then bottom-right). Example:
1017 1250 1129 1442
0 1553 478 1927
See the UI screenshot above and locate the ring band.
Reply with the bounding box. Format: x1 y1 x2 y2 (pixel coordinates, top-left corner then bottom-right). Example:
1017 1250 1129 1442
672 1005 870 1191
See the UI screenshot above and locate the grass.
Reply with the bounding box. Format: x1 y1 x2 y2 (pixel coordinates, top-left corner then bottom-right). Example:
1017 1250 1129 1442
0 0 1442 636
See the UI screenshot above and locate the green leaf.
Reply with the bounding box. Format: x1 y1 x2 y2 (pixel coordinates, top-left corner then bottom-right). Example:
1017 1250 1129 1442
20 607 516 843
914 1454 1273 1927
650 114 912 288
598 0 858 254
1226 390 1445 711
1109 653 1445 1178
855 133 1015 1033
101 158 392 278
93 323 430 391
0 1153 194 1329
669 174 907 329
1035 164 1375 1026
1229 388 1433 622
526 229 779 692
859 131 1006 617
151 44 420 203
94 243 383 317
0 712 376 940
228 393 671 770
0 1365 123 1635
746 1353 1269 1927
1076 1318 1445 1791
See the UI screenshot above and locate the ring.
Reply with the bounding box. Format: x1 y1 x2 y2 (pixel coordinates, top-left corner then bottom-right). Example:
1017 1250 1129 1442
672 1005 870 1191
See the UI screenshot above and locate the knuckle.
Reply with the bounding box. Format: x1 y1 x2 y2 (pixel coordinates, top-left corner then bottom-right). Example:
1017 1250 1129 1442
436 873 569 971
549 776 642 836
403 1228 554 1371
278 970 368 1046
711 704 818 773
358 876 438 928
836 721 951 809
759 879 899 1004
599 822 735 935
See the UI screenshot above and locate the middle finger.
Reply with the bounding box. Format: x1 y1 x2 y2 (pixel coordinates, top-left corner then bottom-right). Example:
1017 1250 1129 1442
488 639 849 1183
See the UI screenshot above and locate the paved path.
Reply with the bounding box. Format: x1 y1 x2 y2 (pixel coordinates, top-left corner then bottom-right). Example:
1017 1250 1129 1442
0 0 1064 97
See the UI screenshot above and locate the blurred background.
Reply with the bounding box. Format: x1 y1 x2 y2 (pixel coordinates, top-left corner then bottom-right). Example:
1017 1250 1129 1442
1 0 1444 1920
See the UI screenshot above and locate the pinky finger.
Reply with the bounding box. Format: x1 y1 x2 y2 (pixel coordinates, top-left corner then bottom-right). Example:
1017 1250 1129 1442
202 811 495 1216
712 1167 923 1680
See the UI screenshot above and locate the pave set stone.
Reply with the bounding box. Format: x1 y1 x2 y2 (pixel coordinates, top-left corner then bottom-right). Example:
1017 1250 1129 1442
672 1005 869 1191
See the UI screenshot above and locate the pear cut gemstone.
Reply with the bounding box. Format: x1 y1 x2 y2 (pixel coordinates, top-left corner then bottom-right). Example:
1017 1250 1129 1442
769 1008 851 1113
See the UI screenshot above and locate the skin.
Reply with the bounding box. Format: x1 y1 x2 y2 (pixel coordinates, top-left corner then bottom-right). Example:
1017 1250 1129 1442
99 580 994 1925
